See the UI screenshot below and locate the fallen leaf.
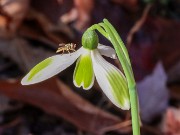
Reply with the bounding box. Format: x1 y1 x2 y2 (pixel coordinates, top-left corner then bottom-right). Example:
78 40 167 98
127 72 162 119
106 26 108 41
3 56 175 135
60 0 94 31
30 0 72 23
111 0 138 11
127 4 152 47
0 94 22 112
0 38 53 72
169 85 180 100
0 0 29 38
153 18 180 102
168 62 180 86
154 18 180 71
167 61 180 100
0 78 129 135
19 9 75 48
0 117 22 135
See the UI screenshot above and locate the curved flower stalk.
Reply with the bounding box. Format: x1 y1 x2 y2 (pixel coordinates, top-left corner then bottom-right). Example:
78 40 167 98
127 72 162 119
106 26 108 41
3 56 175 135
21 30 130 110
88 19 140 135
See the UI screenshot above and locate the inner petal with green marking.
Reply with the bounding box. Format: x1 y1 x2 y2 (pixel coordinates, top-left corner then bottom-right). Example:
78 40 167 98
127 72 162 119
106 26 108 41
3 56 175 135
73 49 94 90
107 69 130 109
91 49 130 110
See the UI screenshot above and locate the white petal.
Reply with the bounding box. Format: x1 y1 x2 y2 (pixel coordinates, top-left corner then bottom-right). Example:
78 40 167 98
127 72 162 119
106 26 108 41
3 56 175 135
97 43 116 59
21 47 83 85
91 49 130 110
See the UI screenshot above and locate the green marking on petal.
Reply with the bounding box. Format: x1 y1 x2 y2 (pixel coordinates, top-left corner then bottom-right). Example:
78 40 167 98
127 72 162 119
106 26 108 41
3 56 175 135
27 58 53 81
107 70 130 109
73 51 94 90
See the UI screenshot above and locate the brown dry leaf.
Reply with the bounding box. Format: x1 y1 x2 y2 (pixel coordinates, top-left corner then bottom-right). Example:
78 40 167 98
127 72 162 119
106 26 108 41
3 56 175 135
127 4 152 47
30 0 72 23
60 0 94 31
168 61 180 86
168 61 180 100
161 107 180 135
0 38 53 72
169 85 180 100
19 9 75 49
153 18 180 100
111 0 138 11
154 18 180 79
0 78 129 135
0 117 22 134
128 17 179 81
142 125 162 135
0 0 29 38
0 94 22 112
154 18 180 71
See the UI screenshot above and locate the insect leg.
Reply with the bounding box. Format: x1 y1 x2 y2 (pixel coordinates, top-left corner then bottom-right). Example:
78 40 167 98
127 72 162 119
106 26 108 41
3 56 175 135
67 50 70 54
61 49 64 55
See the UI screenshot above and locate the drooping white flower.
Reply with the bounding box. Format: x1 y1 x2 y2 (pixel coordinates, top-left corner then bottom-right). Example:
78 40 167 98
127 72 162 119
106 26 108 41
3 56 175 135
21 30 130 110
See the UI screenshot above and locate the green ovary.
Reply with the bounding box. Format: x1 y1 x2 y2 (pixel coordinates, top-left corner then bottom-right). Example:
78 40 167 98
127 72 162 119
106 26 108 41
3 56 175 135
74 53 94 89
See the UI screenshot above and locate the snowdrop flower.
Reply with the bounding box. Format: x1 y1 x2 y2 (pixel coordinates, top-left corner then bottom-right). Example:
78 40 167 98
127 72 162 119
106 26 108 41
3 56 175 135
21 30 130 110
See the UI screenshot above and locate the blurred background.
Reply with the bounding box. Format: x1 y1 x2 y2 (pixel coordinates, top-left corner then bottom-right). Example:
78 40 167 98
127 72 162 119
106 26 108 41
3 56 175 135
0 0 180 135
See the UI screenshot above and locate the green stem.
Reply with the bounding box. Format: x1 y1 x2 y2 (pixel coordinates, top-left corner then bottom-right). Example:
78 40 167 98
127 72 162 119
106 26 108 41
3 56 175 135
88 24 109 39
92 20 140 135
129 87 140 135
103 19 131 65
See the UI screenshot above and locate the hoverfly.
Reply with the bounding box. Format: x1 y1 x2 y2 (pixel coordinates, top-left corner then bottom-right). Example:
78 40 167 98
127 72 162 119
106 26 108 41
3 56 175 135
56 43 76 54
